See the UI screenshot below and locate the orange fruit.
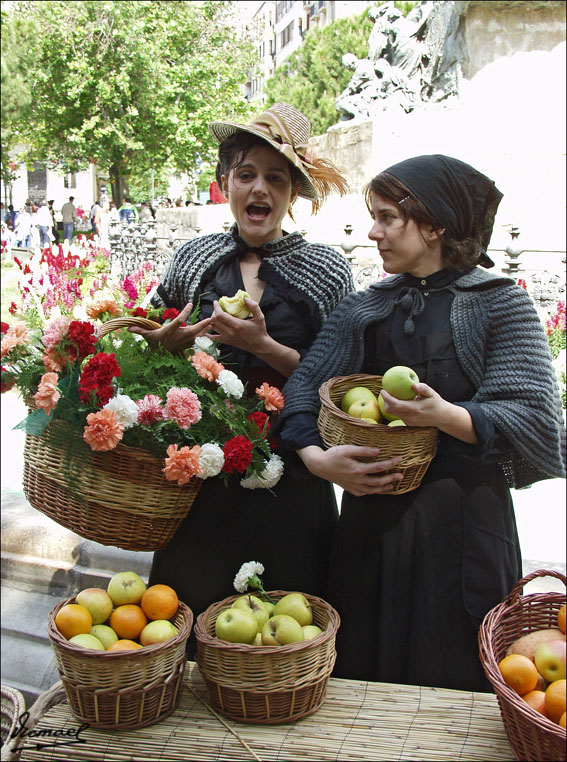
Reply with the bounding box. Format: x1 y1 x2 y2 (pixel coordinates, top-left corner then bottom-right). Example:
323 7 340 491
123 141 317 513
558 604 566 635
107 639 143 651
559 711 566 728
498 653 539 695
109 605 148 640
545 679 567 724
55 604 93 640
141 584 179 621
522 690 548 717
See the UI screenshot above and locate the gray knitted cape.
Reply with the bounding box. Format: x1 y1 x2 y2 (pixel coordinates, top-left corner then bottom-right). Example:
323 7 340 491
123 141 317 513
280 268 566 489
153 228 355 330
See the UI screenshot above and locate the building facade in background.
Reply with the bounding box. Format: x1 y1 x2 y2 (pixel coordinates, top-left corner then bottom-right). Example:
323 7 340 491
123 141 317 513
243 1 373 104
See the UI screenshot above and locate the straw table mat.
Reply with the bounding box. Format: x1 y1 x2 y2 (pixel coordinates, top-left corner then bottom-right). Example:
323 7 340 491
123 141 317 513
18 662 514 762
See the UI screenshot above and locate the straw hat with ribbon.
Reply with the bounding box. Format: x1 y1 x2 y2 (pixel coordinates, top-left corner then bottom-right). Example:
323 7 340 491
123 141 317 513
209 103 348 211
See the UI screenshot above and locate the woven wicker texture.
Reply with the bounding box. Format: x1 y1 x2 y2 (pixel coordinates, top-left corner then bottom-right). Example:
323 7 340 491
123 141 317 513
479 569 566 762
23 419 201 551
317 373 438 494
96 316 161 337
47 596 193 730
1 685 25 748
194 591 340 724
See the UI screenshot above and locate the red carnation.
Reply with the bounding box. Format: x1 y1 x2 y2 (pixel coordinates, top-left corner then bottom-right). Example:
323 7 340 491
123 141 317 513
9 302 17 315
162 308 180 322
248 411 270 435
79 352 121 407
131 307 148 318
222 435 253 474
1 322 9 335
68 321 97 359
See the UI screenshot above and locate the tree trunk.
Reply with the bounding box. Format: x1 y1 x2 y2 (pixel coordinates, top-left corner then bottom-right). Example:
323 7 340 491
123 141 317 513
109 163 130 206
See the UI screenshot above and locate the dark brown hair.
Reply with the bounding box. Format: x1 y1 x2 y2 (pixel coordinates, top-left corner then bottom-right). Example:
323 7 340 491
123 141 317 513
364 172 483 271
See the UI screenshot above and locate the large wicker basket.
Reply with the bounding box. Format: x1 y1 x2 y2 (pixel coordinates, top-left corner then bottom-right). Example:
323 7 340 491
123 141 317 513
479 569 566 761
47 596 194 730
318 373 438 494
194 590 340 724
1 685 25 749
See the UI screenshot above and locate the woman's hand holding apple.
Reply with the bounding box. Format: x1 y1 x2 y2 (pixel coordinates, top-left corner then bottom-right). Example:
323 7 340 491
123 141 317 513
298 444 403 497
129 302 213 354
206 298 268 353
380 385 478 445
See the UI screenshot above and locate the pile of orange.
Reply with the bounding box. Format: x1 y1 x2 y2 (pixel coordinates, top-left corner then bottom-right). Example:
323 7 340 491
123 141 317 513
53 574 180 653
497 603 566 730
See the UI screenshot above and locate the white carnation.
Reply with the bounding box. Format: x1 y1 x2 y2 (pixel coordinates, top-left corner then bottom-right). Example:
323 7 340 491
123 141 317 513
240 454 284 490
217 369 244 399
193 336 220 357
198 443 225 479
233 561 265 593
103 394 139 429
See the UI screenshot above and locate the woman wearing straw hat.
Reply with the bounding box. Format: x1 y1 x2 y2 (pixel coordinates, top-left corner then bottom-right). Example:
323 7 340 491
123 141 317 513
130 103 354 651
277 154 566 691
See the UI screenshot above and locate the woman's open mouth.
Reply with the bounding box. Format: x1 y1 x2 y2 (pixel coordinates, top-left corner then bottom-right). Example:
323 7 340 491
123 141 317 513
246 203 271 220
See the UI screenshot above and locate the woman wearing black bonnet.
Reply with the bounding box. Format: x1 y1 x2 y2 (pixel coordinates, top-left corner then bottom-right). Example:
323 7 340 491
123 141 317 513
278 154 566 691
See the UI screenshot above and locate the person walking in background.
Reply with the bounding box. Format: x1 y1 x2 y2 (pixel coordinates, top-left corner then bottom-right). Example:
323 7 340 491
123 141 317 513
61 196 78 243
129 103 354 657
29 204 40 249
138 201 153 223
90 199 101 233
36 199 53 248
94 200 111 250
48 200 59 244
109 201 120 224
6 204 18 232
277 154 566 693
118 197 138 224
14 205 32 248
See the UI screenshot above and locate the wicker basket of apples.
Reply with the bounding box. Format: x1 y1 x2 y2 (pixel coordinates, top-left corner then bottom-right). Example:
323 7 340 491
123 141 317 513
479 569 566 761
194 590 340 724
317 371 438 494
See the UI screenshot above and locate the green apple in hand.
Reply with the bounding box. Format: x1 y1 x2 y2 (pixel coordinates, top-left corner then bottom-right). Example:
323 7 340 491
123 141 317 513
302 625 324 640
215 608 258 644
347 397 381 422
273 593 313 626
381 366 419 400
232 594 270 630
378 392 401 422
218 290 252 319
340 386 377 414
261 615 304 645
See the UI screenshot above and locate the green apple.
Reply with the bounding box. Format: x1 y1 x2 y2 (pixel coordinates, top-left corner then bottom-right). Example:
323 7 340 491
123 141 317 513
90 624 119 649
302 625 324 640
215 608 258 644
261 615 304 645
69 633 105 650
381 365 419 400
347 397 381 422
253 632 263 646
340 386 377 414
361 417 379 424
107 571 147 606
534 639 566 682
232 594 270 630
218 290 251 319
378 392 401 422
273 593 313 626
76 588 114 625
388 419 407 427
263 601 276 617
140 619 178 646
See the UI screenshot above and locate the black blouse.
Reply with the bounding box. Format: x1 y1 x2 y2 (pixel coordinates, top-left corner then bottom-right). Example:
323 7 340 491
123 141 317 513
199 255 318 391
280 268 511 462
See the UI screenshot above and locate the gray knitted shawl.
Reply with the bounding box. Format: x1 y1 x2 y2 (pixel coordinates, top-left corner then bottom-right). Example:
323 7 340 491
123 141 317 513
153 227 355 329
280 268 566 489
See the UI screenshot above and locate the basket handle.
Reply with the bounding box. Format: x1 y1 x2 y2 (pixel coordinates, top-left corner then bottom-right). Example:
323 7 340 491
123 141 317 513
97 316 162 338
504 568 566 604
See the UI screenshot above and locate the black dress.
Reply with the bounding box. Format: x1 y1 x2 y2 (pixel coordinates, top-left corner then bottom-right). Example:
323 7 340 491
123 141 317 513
282 269 523 692
149 256 339 657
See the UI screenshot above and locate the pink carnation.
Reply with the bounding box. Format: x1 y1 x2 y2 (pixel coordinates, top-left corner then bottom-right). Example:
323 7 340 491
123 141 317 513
42 317 71 353
163 444 203 485
83 408 124 451
33 372 61 414
191 350 224 382
163 387 201 429
136 394 164 425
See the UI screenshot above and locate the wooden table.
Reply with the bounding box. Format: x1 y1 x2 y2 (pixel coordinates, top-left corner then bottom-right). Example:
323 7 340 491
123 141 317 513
18 662 514 761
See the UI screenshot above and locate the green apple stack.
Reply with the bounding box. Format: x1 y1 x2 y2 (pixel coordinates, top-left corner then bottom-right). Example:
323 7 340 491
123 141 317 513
214 592 324 646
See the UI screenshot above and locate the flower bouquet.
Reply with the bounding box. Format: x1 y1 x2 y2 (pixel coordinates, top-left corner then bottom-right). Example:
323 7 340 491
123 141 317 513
1 240 284 551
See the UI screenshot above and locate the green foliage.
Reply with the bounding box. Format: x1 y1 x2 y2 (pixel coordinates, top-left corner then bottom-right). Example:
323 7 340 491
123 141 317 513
264 2 418 135
2 0 254 200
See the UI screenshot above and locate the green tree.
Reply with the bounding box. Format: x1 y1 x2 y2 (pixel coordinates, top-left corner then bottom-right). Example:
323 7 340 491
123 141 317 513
2 0 254 204
264 2 417 135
